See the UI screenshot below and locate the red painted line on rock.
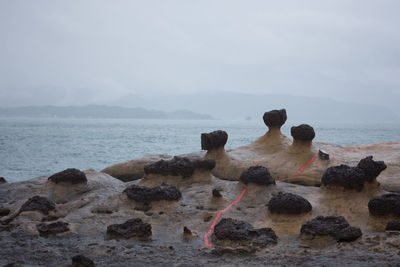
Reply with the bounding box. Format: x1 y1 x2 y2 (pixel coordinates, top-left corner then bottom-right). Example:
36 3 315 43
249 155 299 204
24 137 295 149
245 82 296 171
204 188 247 248
294 153 319 180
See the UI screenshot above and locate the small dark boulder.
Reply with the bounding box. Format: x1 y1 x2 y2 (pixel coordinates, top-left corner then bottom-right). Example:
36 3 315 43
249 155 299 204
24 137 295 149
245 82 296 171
300 216 362 242
106 218 151 239
268 192 312 214
72 255 95 267
0 207 10 217
20 196 56 215
386 221 400 231
48 168 87 184
319 150 330 160
240 166 275 186
321 165 365 191
0 177 7 183
183 226 192 235
123 183 182 203
201 130 228 150
36 221 69 237
357 156 387 182
212 188 223 198
214 218 277 246
368 193 400 216
263 109 287 129
291 124 315 141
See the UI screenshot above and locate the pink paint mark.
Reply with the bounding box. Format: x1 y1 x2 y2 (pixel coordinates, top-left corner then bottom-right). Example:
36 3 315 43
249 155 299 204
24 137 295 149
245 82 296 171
294 153 319 180
204 188 247 247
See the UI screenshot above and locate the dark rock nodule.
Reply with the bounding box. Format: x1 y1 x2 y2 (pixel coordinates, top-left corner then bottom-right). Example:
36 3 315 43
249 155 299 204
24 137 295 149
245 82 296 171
48 168 87 184
386 221 400 231
300 216 362 242
368 193 400 216
263 109 287 129
212 188 222 198
36 221 69 237
291 124 315 141
0 177 7 183
268 192 312 214
321 165 365 191
201 130 228 150
72 255 95 267
123 183 182 203
183 226 192 235
240 166 275 186
0 207 10 217
106 218 151 239
356 156 387 182
20 196 56 215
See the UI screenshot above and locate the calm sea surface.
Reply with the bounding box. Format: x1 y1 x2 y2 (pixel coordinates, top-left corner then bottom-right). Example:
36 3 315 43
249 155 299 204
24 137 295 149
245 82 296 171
1 118 399 182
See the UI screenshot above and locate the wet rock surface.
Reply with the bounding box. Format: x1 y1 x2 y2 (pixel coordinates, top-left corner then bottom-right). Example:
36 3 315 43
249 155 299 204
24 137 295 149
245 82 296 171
368 193 400 216
291 124 315 141
214 218 277 246
72 255 95 267
356 156 387 182
106 218 151 239
48 168 87 184
386 221 400 231
37 221 69 237
240 166 275 185
300 216 362 242
144 156 215 178
201 130 228 150
123 183 182 203
321 165 366 191
20 196 56 215
263 109 287 129
268 192 312 214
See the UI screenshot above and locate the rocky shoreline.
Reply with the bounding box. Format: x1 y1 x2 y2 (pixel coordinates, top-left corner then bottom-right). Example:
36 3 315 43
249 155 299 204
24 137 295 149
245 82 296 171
1 109 400 266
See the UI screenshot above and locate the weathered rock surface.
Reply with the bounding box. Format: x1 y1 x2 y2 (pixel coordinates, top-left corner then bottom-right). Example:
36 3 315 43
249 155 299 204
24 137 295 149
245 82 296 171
240 166 275 186
123 183 182 203
37 221 69 237
321 165 365 191
357 156 387 182
291 124 315 141
386 221 400 231
106 218 151 239
263 109 287 129
0 177 7 183
201 130 228 150
20 196 56 215
144 156 215 178
268 192 312 214
300 216 362 242
368 193 400 216
48 168 87 184
71 255 95 267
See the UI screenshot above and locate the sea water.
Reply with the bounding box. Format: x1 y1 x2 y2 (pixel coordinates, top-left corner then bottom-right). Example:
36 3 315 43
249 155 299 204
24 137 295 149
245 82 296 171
0 117 399 182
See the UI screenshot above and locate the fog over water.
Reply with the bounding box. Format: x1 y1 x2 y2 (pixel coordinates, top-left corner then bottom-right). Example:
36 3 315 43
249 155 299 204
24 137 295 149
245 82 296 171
0 1 399 117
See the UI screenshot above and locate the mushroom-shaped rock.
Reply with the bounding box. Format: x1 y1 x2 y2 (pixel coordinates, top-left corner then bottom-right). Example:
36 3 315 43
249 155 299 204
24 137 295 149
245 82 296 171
300 216 362 242
268 192 312 214
36 221 69 237
48 168 87 184
240 166 275 186
214 218 277 246
357 156 387 182
291 124 315 142
20 196 56 215
263 109 287 129
106 218 151 239
123 183 182 203
201 130 228 150
0 177 7 183
321 165 365 191
368 193 400 216
72 255 95 267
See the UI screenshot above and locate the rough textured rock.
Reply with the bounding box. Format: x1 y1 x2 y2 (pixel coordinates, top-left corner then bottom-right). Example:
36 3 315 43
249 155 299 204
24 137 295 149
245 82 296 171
71 255 95 267
48 168 87 184
240 166 275 186
386 221 400 231
20 196 56 215
291 124 315 141
263 109 287 129
212 188 222 198
123 183 182 203
214 218 277 246
106 218 151 239
357 156 387 182
268 192 312 214
321 165 365 191
300 216 362 242
36 221 69 237
144 156 215 178
368 193 400 216
0 207 10 217
201 130 228 150
0 177 6 183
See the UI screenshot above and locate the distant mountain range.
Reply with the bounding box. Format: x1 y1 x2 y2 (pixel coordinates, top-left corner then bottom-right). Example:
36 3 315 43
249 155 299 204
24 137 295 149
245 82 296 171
0 105 213 120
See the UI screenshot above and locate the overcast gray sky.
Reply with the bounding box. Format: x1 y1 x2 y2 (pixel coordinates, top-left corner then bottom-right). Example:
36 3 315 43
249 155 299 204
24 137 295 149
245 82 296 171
0 0 399 109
